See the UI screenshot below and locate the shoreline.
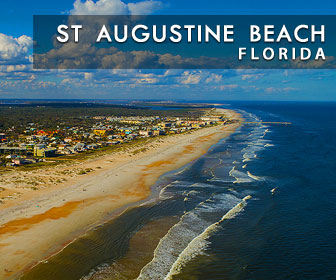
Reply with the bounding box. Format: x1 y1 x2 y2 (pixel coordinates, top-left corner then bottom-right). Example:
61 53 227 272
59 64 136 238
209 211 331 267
0 109 242 279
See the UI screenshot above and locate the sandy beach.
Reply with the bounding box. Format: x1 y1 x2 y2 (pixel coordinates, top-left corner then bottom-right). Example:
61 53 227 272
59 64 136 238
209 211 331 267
0 109 242 279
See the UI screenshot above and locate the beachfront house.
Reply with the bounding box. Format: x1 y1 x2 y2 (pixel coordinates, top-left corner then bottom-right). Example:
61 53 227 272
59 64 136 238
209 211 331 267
139 130 153 137
33 147 57 157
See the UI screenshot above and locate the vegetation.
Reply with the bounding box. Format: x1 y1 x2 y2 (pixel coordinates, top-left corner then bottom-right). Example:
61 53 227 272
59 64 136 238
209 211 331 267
0 102 204 133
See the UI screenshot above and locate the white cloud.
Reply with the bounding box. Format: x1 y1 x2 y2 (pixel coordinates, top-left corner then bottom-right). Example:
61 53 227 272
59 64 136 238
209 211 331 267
37 81 57 88
136 77 159 84
180 71 202 85
70 0 162 15
218 84 238 91
127 1 163 14
0 33 32 64
265 87 297 93
205 73 222 83
241 74 264 80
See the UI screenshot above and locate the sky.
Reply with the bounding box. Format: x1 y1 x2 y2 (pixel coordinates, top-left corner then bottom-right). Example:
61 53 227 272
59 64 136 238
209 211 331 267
0 0 336 101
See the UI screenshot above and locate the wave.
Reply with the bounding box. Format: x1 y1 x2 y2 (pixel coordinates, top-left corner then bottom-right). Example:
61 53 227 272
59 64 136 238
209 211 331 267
243 156 252 163
229 166 253 183
164 195 252 280
183 190 201 201
136 193 241 280
159 181 210 200
242 142 265 162
159 183 176 200
262 128 270 138
264 143 274 147
208 177 235 183
183 190 200 197
247 171 264 181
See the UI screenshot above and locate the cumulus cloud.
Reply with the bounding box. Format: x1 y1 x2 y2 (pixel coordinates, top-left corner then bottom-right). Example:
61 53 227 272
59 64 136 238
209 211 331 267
205 73 222 83
180 71 202 85
127 1 163 15
241 74 264 80
136 77 159 84
291 55 336 69
0 33 32 64
70 0 163 15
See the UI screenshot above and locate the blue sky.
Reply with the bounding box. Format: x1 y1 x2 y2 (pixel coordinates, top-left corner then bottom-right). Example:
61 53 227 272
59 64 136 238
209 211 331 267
0 0 336 101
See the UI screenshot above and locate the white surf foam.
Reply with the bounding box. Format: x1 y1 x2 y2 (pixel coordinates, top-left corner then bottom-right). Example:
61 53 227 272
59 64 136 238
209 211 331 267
159 181 208 200
247 171 264 181
164 195 252 280
264 143 274 147
136 194 241 280
229 166 253 183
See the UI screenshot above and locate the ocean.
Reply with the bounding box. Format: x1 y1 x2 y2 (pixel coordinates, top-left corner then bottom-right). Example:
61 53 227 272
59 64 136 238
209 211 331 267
22 102 336 280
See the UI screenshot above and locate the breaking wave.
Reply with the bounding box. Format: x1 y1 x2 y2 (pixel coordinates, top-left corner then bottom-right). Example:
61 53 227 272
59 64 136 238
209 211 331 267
247 171 264 181
136 193 243 280
164 195 252 280
264 143 274 147
229 166 253 183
